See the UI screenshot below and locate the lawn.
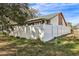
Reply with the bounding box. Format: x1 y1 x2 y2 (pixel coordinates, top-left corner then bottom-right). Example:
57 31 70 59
0 32 79 56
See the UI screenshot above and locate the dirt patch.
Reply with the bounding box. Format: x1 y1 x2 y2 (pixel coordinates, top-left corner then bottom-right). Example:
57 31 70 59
73 30 79 38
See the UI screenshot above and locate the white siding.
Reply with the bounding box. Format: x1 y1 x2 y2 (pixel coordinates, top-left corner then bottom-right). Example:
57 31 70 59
50 16 58 25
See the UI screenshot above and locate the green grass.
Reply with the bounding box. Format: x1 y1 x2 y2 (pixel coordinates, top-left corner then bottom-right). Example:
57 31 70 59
0 32 79 56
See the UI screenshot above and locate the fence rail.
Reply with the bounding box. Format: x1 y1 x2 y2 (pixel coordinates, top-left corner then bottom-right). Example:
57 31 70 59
9 24 71 42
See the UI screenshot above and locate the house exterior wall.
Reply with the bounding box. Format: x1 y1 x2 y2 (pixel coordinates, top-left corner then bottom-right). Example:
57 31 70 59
50 14 67 27
62 18 66 26
50 16 59 25
50 14 66 27
60 14 67 27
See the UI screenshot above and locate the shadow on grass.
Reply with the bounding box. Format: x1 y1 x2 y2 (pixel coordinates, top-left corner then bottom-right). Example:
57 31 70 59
16 36 79 56
1 32 79 56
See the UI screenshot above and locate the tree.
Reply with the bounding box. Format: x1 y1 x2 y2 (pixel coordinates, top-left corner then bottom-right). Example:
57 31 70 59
67 22 73 28
7 3 30 25
0 3 39 33
28 8 39 18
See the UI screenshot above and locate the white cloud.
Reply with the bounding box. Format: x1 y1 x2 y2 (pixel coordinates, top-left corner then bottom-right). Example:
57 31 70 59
66 16 79 25
30 3 79 25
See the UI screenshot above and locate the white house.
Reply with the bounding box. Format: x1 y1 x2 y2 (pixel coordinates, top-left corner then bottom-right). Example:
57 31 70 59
26 12 67 26
9 12 71 42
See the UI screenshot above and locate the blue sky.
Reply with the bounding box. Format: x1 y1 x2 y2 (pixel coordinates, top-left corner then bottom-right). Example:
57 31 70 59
29 3 79 25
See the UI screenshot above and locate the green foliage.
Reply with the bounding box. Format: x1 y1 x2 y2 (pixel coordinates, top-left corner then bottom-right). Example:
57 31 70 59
1 32 79 56
0 3 38 32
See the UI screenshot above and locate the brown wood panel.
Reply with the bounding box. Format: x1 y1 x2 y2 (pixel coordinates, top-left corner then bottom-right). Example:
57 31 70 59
58 13 63 25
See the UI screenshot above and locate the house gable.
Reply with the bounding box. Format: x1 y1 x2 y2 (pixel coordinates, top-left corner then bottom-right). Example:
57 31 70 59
58 13 67 26
26 13 67 26
49 13 67 26
50 15 58 25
